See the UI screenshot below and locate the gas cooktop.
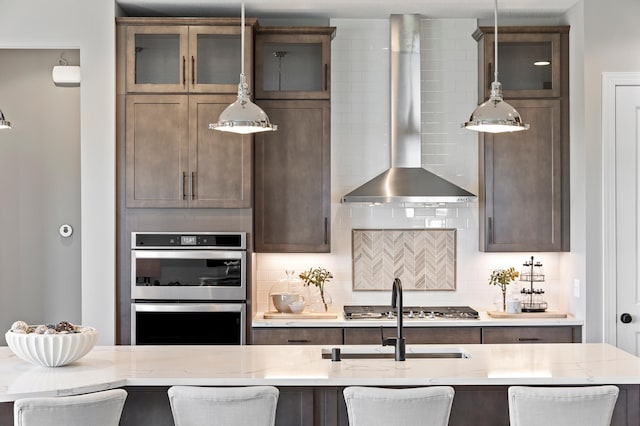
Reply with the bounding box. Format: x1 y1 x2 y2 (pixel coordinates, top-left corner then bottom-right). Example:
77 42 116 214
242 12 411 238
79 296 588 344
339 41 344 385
343 305 479 320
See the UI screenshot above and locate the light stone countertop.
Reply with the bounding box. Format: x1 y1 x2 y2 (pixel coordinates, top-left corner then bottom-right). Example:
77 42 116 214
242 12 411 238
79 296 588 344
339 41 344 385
0 343 636 402
252 311 584 327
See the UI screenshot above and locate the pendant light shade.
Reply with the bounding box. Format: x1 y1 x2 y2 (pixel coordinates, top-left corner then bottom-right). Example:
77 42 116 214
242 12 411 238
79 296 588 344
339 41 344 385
209 3 276 135
210 74 277 134
0 109 12 130
464 81 529 133
463 0 529 133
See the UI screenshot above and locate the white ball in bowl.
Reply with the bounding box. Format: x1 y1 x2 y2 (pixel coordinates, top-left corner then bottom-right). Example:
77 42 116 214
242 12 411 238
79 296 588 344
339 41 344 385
288 300 305 314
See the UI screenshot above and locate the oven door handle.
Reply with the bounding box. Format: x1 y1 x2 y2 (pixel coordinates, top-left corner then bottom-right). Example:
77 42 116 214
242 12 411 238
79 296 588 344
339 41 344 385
133 303 246 313
132 250 246 260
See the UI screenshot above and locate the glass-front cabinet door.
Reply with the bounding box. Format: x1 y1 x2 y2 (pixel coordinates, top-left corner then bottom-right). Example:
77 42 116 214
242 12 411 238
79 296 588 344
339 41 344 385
255 28 335 99
480 31 561 99
188 25 252 94
126 23 253 94
126 26 190 93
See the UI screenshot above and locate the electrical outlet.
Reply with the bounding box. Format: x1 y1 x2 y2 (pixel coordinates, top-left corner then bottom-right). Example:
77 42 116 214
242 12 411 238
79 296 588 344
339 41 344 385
573 279 580 298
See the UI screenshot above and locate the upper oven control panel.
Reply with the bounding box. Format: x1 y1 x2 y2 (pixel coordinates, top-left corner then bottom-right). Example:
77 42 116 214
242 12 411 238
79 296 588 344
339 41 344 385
132 232 246 250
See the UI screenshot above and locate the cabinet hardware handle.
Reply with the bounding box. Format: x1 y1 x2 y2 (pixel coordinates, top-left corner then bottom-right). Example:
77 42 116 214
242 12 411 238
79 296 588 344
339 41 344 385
324 64 328 91
191 56 195 86
517 338 540 342
487 62 492 94
287 339 311 344
182 172 187 200
488 217 493 245
191 172 195 200
324 217 328 244
134 48 138 85
182 56 186 87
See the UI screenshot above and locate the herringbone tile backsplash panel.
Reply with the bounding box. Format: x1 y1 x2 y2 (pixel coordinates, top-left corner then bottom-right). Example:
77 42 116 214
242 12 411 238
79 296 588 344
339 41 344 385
352 229 456 291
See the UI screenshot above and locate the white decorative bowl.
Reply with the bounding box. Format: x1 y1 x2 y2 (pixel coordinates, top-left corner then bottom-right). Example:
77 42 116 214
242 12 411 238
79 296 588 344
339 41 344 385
271 293 302 313
5 326 98 367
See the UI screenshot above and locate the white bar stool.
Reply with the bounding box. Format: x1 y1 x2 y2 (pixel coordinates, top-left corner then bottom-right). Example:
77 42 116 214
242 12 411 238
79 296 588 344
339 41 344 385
13 388 127 426
168 385 279 426
343 386 455 426
508 385 619 426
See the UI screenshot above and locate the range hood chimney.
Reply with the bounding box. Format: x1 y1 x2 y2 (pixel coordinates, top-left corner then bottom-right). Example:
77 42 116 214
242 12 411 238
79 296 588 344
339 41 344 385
342 15 476 204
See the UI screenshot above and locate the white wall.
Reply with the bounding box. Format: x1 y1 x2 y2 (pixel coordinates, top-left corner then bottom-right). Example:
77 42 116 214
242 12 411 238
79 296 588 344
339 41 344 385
0 0 116 344
0 50 81 336
255 18 566 314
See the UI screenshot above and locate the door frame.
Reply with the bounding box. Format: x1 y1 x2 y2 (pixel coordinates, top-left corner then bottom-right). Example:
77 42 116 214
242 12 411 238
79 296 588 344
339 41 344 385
602 72 640 345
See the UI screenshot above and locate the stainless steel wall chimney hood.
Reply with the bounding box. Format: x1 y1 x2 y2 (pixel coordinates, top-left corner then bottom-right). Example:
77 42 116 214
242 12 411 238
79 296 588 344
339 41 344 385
342 15 476 204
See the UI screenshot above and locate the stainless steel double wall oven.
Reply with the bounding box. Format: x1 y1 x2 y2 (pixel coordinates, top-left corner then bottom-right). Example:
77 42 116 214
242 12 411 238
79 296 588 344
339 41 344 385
131 232 247 345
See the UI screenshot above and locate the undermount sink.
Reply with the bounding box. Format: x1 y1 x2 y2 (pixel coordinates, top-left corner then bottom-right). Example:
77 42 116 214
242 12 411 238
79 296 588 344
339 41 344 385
321 346 470 360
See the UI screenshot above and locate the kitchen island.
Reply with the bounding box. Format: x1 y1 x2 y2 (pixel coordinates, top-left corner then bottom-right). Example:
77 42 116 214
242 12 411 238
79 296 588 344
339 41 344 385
1 343 639 425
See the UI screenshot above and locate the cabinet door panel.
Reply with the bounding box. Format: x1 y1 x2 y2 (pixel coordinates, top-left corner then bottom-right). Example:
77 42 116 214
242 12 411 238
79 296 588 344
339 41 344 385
126 26 189 93
483 32 561 98
252 328 342 345
481 99 562 251
189 95 251 207
343 327 482 344
276 388 315 426
126 95 189 207
482 326 575 343
254 100 331 252
255 31 334 100
188 25 252 94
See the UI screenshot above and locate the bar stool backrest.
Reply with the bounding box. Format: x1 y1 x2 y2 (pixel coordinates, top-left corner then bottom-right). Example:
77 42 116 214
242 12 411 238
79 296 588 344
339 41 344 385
343 386 455 426
14 388 127 426
508 385 619 426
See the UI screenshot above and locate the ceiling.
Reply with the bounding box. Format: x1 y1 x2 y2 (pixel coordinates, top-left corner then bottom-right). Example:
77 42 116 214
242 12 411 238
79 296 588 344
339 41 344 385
115 0 581 20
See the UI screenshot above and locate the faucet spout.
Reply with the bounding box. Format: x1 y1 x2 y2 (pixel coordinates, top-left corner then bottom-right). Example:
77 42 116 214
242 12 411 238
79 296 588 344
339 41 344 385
383 278 406 361
392 277 403 341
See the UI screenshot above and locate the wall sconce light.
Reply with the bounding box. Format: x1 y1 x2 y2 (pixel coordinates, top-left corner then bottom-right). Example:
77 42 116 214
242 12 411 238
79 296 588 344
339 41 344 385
52 55 80 87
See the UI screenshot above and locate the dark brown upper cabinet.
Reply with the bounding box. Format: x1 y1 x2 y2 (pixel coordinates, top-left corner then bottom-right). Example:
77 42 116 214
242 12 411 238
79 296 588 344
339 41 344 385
474 26 570 252
254 100 331 252
473 26 568 99
254 26 336 100
479 99 563 251
122 18 256 94
253 26 334 253
125 94 252 208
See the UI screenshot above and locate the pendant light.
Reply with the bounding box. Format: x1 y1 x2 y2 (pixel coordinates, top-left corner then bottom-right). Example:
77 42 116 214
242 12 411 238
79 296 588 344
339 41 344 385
463 0 529 133
209 2 277 134
0 109 11 129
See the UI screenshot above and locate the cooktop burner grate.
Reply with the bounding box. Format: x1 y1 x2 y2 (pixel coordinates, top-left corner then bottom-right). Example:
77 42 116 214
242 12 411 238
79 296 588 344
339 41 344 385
343 305 479 320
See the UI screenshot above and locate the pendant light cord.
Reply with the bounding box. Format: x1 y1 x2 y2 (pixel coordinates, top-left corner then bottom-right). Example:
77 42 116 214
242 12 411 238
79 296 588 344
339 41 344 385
241 2 245 78
493 0 498 84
